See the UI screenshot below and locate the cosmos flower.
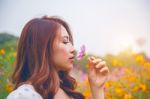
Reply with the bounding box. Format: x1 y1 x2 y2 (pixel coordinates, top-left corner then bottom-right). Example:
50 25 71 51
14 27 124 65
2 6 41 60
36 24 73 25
76 45 86 61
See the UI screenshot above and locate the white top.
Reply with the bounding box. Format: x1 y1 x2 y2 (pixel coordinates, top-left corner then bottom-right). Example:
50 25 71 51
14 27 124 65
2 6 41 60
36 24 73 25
6 84 43 99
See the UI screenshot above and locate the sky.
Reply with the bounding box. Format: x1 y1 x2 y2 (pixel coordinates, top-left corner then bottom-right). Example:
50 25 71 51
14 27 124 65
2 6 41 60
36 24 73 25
0 0 150 57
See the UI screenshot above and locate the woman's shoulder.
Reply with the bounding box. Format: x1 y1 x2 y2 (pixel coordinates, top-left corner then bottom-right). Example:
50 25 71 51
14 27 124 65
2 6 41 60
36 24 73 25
6 84 43 99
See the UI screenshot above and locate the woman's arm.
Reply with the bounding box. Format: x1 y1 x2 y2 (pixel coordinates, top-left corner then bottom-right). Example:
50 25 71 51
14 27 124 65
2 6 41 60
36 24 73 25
88 57 109 99
89 83 104 99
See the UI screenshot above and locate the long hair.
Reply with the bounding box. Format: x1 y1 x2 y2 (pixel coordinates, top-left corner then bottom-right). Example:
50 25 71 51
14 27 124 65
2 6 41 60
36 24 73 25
12 16 84 99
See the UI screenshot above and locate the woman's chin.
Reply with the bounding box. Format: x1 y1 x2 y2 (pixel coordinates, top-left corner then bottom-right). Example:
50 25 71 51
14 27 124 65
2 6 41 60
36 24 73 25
66 64 73 71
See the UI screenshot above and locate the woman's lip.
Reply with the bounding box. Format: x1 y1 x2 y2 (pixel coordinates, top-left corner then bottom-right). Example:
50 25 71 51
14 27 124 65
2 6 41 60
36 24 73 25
69 58 74 60
69 58 74 62
69 56 75 59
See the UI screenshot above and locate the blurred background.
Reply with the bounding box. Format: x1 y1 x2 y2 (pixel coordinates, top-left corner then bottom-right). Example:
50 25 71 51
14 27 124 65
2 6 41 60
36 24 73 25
0 0 150 99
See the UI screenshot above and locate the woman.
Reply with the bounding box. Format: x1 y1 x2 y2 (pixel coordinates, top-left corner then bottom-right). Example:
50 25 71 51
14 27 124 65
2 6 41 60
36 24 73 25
7 16 109 99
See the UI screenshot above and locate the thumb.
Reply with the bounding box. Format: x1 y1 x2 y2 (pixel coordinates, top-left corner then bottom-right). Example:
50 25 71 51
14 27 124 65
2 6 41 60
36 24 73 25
88 56 95 68
88 56 96 78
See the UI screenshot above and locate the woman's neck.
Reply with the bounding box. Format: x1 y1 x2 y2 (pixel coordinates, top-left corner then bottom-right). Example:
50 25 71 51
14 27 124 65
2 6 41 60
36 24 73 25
54 88 72 99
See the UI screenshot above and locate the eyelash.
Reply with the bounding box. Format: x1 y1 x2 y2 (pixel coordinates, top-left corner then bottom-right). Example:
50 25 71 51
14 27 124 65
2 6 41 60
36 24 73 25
63 40 69 44
63 41 69 44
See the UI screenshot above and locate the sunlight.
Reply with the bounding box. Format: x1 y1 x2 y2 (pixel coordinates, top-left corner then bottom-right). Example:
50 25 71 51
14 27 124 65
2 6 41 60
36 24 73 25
119 35 134 49
112 33 138 54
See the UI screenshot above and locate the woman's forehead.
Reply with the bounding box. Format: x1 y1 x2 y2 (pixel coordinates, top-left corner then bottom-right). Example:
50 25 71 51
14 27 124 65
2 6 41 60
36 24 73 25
60 25 69 37
55 25 69 41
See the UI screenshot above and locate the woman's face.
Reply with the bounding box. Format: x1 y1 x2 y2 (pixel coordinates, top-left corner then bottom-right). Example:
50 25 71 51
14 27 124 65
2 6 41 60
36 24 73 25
53 25 75 71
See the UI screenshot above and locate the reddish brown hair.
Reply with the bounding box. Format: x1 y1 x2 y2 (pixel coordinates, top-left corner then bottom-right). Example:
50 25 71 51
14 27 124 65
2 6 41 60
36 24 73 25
12 16 84 99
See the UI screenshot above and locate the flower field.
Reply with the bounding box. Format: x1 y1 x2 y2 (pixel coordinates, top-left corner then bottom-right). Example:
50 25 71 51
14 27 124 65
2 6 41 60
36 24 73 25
0 46 150 99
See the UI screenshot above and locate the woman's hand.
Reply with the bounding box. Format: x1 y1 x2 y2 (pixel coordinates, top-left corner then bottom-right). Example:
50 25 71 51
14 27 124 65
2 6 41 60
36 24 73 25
88 56 109 88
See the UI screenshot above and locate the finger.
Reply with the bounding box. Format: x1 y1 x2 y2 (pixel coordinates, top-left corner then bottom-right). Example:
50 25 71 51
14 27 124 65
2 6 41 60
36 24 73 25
88 57 96 76
89 56 95 61
95 61 106 68
88 56 96 64
88 57 95 69
99 66 109 74
92 58 103 65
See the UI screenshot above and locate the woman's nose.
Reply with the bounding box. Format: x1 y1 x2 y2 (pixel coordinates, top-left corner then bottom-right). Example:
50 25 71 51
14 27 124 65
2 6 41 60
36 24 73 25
70 45 75 54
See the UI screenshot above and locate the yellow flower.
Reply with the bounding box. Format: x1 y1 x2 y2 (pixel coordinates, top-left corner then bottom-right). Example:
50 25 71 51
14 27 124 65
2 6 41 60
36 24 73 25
112 59 123 67
105 82 111 88
105 92 114 99
0 48 5 55
115 87 124 96
127 76 137 82
6 83 13 93
83 90 90 99
144 62 150 68
124 94 132 99
112 59 119 67
135 55 145 65
133 83 147 92
13 52 17 57
133 86 139 92
138 83 147 92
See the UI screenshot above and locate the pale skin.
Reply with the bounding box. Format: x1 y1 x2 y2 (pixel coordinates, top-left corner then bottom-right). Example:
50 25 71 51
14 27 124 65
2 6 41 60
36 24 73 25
88 57 109 99
53 25 109 99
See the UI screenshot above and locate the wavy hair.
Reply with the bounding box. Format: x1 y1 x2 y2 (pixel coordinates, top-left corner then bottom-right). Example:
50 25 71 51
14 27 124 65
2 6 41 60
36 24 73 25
12 16 84 99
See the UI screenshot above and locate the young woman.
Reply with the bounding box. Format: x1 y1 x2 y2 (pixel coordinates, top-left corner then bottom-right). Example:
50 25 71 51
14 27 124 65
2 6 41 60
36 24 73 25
7 16 109 99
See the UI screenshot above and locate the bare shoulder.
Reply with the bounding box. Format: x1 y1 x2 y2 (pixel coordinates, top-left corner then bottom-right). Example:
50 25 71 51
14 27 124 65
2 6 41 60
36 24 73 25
6 84 43 99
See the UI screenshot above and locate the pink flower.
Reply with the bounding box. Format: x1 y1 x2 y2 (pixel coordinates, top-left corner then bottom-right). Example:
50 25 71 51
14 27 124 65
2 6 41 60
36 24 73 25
76 45 86 61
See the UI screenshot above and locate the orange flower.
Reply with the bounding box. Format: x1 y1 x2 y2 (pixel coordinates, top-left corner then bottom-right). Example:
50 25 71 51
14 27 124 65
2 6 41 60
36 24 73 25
135 55 145 65
83 90 90 99
133 83 148 92
138 83 147 92
144 62 150 68
124 94 132 99
6 83 13 93
112 59 119 67
0 48 5 55
115 87 124 96
13 52 17 57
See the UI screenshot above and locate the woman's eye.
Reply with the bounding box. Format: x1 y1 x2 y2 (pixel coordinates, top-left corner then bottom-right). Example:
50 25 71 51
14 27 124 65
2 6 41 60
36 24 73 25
63 41 69 44
63 39 69 44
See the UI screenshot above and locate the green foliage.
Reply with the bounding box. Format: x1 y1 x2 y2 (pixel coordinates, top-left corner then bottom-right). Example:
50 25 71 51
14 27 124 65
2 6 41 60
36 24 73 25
0 33 17 99
0 32 18 49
